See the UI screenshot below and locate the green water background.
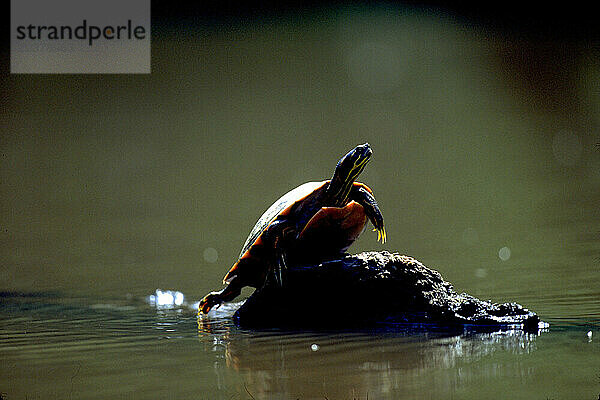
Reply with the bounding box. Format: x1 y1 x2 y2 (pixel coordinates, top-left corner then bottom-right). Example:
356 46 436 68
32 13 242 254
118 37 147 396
1 6 599 399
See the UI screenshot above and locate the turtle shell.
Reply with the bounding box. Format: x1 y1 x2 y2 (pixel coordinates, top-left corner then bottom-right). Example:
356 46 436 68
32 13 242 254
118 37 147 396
222 180 374 286
238 181 326 258
223 181 327 284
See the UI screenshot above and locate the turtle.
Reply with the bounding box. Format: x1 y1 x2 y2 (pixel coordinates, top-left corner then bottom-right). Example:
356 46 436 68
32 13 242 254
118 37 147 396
199 142 385 314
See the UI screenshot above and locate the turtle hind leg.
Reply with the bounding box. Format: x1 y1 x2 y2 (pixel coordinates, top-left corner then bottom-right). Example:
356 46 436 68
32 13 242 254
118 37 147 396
262 219 296 289
274 248 288 287
261 246 288 289
199 277 242 315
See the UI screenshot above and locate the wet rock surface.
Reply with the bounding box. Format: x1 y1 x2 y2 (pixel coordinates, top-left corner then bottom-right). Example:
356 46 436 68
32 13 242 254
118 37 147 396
234 251 541 330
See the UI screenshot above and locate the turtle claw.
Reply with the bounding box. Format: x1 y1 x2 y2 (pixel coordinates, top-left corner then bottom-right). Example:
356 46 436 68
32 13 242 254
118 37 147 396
373 226 386 244
199 292 222 315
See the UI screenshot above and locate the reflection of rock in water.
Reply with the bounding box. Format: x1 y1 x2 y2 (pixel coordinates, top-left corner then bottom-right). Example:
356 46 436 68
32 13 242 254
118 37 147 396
197 317 544 399
197 252 546 398
235 251 542 330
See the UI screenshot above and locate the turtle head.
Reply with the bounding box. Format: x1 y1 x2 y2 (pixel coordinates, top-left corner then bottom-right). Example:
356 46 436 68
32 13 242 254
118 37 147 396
327 143 372 206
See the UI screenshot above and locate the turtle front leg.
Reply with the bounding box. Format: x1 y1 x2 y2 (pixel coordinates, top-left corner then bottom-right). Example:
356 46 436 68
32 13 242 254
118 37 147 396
199 278 242 314
351 185 386 243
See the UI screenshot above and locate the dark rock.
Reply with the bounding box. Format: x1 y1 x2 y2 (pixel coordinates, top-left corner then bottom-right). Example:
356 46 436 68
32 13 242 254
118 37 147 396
233 251 541 330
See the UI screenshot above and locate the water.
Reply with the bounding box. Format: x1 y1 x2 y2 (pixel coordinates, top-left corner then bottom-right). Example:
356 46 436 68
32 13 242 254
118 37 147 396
0 289 597 399
2 6 600 400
